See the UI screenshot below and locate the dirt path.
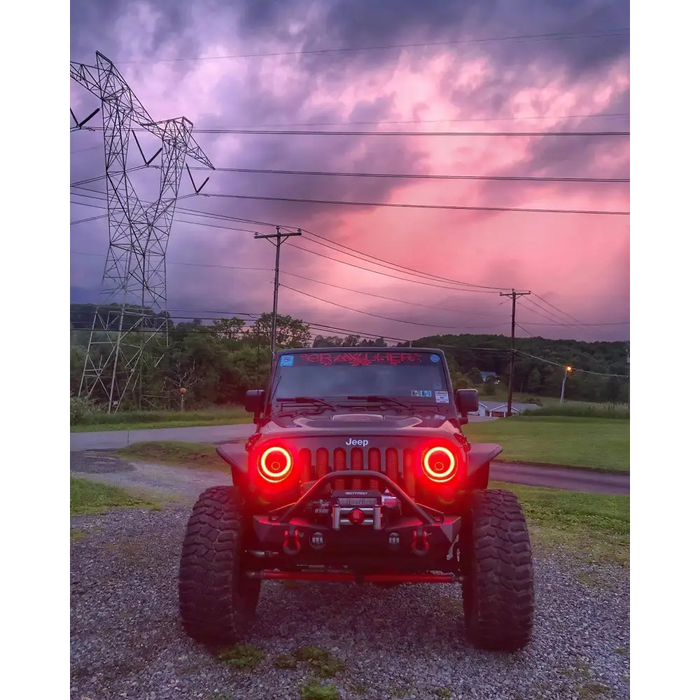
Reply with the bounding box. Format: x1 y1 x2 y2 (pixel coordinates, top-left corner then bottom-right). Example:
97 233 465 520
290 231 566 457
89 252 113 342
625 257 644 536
70 452 229 502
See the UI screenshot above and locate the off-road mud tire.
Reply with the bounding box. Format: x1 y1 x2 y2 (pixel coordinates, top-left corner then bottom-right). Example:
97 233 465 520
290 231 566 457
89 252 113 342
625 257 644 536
460 489 535 651
178 486 261 645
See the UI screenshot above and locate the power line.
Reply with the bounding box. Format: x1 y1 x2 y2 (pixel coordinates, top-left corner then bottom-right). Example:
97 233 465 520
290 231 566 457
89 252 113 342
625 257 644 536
69 189 621 307
71 214 107 225
70 145 103 154
516 323 537 338
286 241 500 293
280 270 506 317
202 192 631 216
163 113 630 129
520 296 575 325
108 29 630 64
521 319 629 327
279 282 508 330
299 230 508 291
70 250 272 274
515 350 629 377
94 125 629 137
531 292 585 324
185 165 629 184
69 187 624 324
76 246 618 327
69 190 508 293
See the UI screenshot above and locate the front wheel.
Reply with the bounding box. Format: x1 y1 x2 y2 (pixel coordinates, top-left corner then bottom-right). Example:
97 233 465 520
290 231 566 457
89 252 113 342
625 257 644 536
178 486 261 645
460 489 535 651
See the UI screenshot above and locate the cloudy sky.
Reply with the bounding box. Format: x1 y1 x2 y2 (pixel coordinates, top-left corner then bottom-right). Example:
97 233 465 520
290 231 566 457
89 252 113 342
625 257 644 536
69 0 630 343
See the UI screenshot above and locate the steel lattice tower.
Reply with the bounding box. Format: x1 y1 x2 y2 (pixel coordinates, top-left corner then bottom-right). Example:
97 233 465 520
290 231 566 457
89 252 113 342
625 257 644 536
71 51 214 411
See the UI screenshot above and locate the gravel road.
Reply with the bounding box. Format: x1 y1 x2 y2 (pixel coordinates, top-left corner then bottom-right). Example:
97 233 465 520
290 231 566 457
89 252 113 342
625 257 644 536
71 455 630 700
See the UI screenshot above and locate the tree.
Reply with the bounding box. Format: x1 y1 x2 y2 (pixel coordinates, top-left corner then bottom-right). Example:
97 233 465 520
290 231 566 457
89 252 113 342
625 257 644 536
467 367 483 385
447 357 472 390
341 334 361 347
603 375 623 404
526 368 541 392
248 313 311 349
482 380 496 396
313 334 344 347
211 317 245 340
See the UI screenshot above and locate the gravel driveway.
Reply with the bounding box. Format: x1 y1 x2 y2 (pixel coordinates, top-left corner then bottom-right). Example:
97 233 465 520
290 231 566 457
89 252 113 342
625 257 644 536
71 455 630 700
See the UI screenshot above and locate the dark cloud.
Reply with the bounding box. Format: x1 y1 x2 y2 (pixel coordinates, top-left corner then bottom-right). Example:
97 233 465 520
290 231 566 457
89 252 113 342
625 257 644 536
233 0 629 85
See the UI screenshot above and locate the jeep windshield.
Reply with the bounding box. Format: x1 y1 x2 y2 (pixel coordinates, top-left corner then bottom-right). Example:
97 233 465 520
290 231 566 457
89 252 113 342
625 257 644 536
270 350 454 413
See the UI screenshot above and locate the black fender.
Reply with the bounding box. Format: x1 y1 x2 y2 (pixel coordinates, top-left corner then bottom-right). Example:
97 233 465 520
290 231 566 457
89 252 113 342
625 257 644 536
216 443 248 489
467 443 502 488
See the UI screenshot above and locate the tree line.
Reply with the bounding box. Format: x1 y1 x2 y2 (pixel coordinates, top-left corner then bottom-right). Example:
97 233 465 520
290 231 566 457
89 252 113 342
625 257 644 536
70 304 629 409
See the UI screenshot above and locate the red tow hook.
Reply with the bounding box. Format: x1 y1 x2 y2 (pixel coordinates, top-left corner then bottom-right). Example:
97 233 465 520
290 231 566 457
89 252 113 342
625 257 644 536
411 528 430 557
282 526 301 556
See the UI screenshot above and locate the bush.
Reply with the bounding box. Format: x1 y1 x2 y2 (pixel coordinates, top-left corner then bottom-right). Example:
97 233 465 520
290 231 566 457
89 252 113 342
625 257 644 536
70 396 100 425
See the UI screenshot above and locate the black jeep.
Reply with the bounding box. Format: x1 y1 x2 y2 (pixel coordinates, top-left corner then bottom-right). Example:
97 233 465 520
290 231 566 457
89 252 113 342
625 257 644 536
178 347 535 651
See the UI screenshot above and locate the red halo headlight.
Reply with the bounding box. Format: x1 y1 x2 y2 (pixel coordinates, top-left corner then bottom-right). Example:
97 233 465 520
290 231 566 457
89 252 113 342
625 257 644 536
422 446 457 483
259 446 293 483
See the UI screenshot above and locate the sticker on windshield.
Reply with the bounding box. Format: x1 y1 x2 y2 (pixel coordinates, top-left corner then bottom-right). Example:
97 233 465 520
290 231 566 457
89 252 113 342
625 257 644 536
280 355 294 367
411 389 432 398
430 354 440 363
435 390 449 403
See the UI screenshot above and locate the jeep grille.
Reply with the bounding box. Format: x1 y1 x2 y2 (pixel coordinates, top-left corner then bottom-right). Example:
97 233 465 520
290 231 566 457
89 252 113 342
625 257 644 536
298 446 418 497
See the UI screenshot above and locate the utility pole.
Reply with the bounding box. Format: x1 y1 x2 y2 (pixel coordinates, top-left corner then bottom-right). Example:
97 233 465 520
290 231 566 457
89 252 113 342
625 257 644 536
499 289 531 417
560 365 573 405
255 227 302 359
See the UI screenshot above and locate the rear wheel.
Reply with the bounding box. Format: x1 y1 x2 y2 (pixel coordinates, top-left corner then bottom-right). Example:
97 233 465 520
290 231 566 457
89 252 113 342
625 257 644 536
460 489 535 651
178 486 261 645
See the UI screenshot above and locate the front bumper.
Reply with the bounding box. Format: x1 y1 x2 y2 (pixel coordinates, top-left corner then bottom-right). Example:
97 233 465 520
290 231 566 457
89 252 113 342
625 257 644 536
248 470 462 572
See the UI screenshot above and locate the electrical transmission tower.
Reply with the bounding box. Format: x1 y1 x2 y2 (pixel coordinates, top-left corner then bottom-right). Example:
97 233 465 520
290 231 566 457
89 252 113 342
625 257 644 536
70 51 214 411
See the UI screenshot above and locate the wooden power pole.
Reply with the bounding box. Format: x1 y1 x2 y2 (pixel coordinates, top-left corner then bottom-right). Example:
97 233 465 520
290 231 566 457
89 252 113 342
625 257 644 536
254 227 302 360
499 289 531 417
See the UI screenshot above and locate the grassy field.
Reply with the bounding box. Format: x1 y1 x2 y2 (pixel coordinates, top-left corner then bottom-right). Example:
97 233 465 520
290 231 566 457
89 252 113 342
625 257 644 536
497 480 630 566
465 415 629 472
70 477 160 515
71 406 250 432
116 441 231 471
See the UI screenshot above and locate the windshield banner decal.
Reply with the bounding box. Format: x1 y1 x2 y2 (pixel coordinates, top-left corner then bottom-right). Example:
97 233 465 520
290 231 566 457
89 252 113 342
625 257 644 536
298 352 427 367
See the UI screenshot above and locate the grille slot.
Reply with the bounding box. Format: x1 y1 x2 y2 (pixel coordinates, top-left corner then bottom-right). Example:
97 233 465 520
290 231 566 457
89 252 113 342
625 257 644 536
312 446 417 496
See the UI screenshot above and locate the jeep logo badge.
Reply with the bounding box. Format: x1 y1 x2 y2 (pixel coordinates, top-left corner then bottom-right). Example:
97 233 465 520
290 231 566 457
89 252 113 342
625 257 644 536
345 438 369 447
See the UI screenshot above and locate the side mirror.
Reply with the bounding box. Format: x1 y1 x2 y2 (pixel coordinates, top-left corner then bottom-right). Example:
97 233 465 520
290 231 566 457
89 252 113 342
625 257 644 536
455 388 479 416
244 389 265 415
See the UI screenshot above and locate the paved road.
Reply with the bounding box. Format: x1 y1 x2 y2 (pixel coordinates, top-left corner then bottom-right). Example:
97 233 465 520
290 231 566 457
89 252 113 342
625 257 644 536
70 424 251 452
70 422 629 495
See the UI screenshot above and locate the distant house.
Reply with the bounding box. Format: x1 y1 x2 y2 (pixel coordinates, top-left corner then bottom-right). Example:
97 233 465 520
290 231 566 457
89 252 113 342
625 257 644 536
469 401 541 417
480 371 499 384
486 403 521 418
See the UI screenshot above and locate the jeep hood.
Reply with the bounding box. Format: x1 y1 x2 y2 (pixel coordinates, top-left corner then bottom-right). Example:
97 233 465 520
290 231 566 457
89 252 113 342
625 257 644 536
256 412 461 439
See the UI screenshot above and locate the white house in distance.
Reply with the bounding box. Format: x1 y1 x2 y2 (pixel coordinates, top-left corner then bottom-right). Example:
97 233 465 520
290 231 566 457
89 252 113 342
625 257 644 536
480 371 499 384
469 401 542 418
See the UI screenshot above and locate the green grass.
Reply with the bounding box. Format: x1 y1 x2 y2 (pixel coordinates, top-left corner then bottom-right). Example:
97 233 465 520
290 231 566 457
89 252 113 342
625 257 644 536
70 477 159 515
115 441 231 471
299 680 340 700
494 480 630 565
293 646 346 679
217 644 266 670
71 406 251 432
466 415 629 472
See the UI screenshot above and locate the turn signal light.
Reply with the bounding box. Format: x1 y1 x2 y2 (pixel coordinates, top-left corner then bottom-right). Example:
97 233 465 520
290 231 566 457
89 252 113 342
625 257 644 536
422 446 456 483
259 446 293 483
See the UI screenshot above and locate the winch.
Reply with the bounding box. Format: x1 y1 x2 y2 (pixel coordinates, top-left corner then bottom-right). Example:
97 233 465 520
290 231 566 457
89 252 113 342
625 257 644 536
309 488 401 529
